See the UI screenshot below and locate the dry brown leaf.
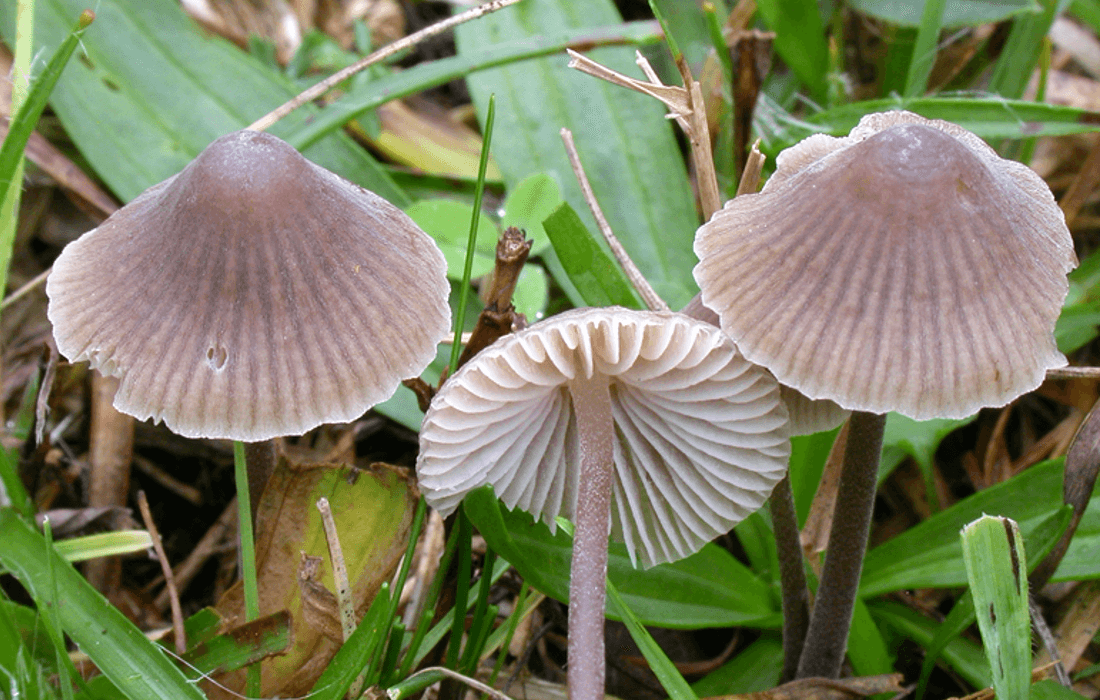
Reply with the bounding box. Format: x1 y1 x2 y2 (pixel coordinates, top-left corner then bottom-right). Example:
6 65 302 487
297 553 344 643
1037 580 1100 671
800 419 850 571
209 458 415 698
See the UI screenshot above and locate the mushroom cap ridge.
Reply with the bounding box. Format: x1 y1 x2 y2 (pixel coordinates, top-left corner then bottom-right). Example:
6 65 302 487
47 129 451 441
693 111 1077 420
416 306 791 568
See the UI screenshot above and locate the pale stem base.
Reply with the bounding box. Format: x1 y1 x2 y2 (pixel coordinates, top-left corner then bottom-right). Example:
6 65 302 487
566 374 615 700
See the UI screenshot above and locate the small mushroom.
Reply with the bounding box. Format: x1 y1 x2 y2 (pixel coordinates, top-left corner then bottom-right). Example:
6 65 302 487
417 306 790 700
47 129 450 441
693 111 1077 677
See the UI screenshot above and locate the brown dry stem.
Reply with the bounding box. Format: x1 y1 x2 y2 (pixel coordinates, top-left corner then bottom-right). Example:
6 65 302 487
137 490 186 655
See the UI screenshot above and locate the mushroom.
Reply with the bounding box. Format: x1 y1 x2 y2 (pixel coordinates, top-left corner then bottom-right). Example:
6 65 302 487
46 129 451 442
693 110 1077 677
417 306 790 700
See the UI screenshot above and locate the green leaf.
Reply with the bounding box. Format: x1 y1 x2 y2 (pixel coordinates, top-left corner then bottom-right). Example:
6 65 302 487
1032 679 1093 699
543 202 645 309
514 264 550 320
405 199 499 280
871 600 991 689
48 531 152 563
463 487 779 629
606 578 699 700
456 0 700 309
181 611 293 676
0 10 91 212
691 634 783 696
848 0 1038 27
757 97 1100 155
0 510 204 700
500 173 562 256
847 598 895 676
988 0 1059 99
861 459 1098 597
286 21 665 153
961 516 1032 700
0 0 404 205
755 0 829 102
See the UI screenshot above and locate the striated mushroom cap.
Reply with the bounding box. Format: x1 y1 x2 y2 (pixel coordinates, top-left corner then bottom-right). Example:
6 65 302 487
417 307 791 568
694 111 1077 420
47 130 450 442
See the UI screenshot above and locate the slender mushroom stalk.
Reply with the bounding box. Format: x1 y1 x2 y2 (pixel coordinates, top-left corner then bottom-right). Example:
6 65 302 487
417 307 791 700
567 374 615 700
694 111 1077 677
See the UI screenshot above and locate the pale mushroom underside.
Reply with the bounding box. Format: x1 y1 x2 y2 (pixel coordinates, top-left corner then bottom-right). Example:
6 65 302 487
694 111 1077 420
417 308 791 568
47 130 451 441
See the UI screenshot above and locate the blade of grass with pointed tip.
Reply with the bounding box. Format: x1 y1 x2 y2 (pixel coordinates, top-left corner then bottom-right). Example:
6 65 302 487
961 515 1032 700
181 611 292 676
0 509 204 700
308 582 391 700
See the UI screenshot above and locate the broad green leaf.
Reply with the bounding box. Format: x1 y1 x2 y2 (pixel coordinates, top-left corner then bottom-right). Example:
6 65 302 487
543 202 646 309
0 510 204 700
456 0 700 308
463 487 779 629
514 264 550 320
649 0 712 69
500 173 562 256
861 458 1100 597
961 516 1032 700
756 0 829 102
691 634 783 696
0 0 404 205
848 0 1038 27
287 21 665 152
405 199 499 279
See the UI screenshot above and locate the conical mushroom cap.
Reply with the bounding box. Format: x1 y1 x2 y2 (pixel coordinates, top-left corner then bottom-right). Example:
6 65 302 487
417 307 791 568
47 130 450 441
694 111 1077 420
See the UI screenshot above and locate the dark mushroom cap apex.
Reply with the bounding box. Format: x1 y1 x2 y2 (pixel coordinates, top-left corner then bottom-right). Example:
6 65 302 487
47 129 450 441
694 110 1077 420
417 307 791 568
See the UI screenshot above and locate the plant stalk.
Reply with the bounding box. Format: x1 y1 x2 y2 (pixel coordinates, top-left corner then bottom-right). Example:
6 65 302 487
566 374 615 700
770 474 810 682
796 411 886 679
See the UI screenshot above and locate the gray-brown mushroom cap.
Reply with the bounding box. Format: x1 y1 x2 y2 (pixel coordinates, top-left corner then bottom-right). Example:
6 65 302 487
47 129 451 442
694 111 1077 420
416 307 791 568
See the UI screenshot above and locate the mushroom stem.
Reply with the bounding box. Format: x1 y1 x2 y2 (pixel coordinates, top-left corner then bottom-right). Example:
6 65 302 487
566 373 615 700
770 474 810 682
796 411 886 679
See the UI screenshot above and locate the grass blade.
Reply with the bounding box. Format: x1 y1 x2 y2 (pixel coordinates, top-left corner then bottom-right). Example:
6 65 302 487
903 0 947 97
961 515 1032 700
0 509 204 700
